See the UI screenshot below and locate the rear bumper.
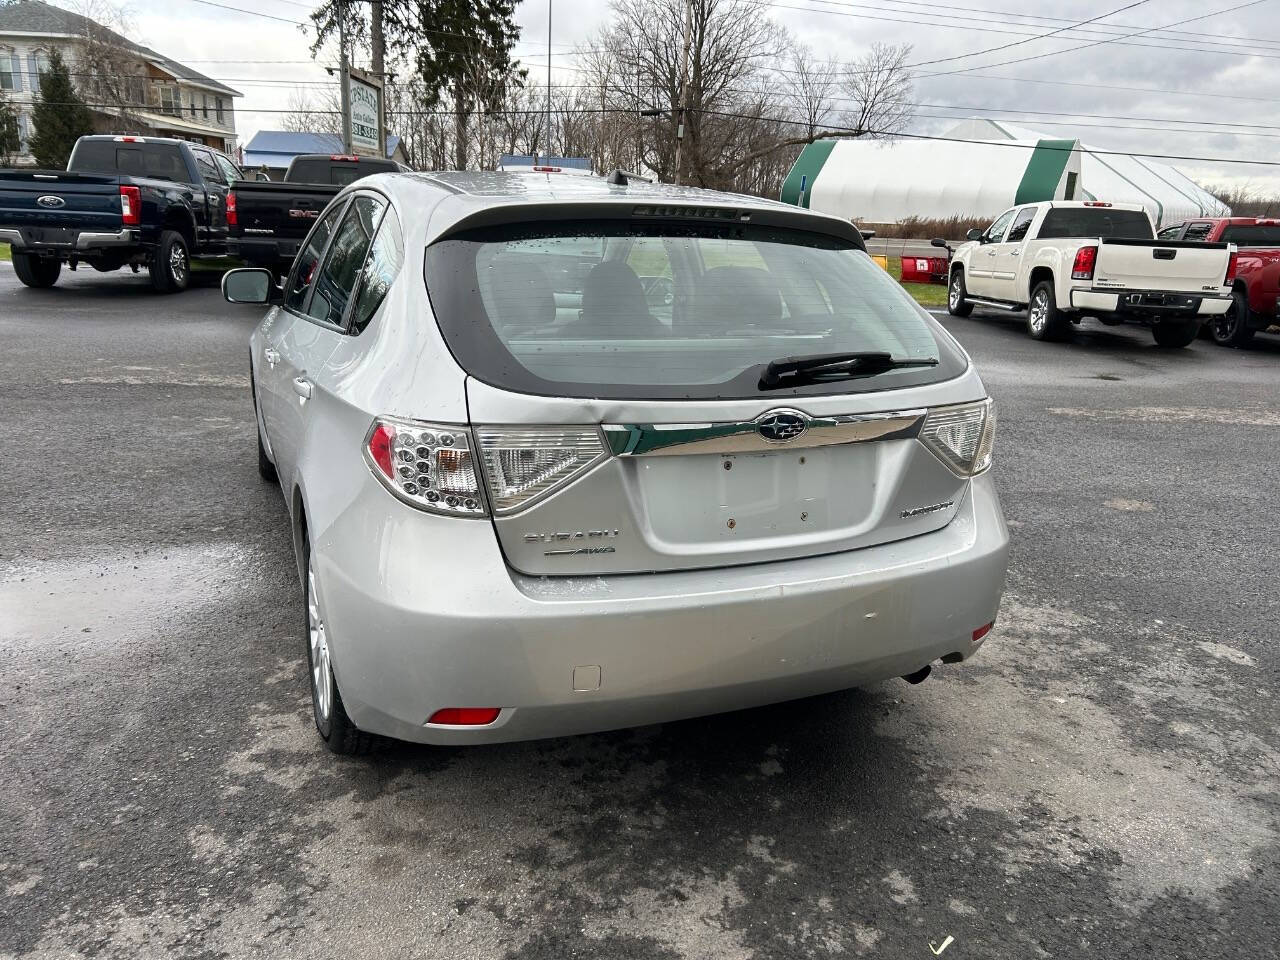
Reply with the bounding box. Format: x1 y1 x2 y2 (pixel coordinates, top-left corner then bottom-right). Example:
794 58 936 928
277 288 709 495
230 237 299 264
313 471 1010 746
1070 287 1231 317
0 226 137 252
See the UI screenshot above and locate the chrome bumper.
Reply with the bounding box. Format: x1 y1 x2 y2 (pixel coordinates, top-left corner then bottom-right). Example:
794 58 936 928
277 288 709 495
0 227 135 251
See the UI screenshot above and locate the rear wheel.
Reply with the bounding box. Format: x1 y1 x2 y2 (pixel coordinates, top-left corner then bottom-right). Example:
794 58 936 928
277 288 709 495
1027 281 1069 341
1152 318 1200 348
148 230 189 293
12 252 61 288
1210 288 1255 348
947 269 973 317
304 539 375 755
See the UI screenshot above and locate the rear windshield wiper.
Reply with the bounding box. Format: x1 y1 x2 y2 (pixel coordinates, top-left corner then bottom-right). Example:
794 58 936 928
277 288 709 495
759 351 939 389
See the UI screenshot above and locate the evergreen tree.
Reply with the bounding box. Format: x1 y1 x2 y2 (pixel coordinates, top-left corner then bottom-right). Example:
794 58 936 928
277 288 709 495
29 48 94 169
0 89 19 165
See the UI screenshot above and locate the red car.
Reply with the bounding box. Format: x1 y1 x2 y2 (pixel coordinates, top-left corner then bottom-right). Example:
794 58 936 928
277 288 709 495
1158 217 1280 346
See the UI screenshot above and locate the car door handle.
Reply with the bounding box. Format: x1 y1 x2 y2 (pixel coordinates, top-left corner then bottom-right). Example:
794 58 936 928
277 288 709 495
292 376 313 399
263 348 280 366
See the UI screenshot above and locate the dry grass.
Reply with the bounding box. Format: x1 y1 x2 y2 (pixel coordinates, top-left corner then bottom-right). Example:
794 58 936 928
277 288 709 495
862 214 993 241
0 245 10 262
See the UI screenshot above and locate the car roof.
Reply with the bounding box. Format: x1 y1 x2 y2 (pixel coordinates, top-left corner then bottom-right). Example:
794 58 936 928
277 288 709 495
352 170 859 248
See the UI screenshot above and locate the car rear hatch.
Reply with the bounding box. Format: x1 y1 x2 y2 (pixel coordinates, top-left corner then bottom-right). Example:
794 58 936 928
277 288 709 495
1095 238 1232 293
0 172 122 240
424 206 989 577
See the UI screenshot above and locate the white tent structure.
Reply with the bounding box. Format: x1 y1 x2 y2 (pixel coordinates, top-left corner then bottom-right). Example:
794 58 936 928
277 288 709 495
943 119 1229 228
779 120 1229 230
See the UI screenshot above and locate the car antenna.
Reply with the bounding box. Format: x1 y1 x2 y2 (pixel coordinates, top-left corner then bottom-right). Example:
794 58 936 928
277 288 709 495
605 169 654 186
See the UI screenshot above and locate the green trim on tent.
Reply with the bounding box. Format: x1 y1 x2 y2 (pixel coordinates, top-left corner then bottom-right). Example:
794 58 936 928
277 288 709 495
1014 139 1076 205
780 140 836 207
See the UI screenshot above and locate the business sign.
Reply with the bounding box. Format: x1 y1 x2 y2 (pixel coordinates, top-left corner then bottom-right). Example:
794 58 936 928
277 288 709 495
348 71 382 156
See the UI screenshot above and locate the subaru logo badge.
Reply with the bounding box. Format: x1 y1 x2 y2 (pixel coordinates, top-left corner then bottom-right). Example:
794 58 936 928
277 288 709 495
36 195 65 208
756 409 808 443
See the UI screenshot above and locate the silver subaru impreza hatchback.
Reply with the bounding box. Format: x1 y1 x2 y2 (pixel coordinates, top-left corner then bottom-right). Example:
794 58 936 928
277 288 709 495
222 171 1009 755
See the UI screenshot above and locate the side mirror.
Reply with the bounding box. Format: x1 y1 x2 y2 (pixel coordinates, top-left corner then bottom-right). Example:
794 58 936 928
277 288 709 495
966 228 984 242
222 267 275 305
930 237 949 249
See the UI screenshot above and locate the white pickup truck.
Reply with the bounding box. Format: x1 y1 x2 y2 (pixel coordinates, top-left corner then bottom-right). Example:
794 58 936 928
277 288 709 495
940 201 1236 347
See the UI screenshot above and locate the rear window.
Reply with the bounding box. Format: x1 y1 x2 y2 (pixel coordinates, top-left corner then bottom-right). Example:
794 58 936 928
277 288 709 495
423 220 966 401
1220 224 1280 246
1037 208 1153 241
288 158 392 185
69 141 188 181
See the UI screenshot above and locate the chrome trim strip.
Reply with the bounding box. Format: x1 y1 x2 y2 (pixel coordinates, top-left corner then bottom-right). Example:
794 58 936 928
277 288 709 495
603 409 927 457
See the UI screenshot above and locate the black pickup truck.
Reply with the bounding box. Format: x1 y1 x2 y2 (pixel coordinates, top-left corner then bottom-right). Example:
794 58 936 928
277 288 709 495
230 154 403 271
0 135 242 292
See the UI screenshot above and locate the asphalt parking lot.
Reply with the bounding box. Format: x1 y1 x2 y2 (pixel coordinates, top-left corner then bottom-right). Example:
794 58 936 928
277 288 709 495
2 266 1278 960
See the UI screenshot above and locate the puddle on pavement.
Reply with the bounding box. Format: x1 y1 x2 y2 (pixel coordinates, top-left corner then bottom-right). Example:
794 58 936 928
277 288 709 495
0 544 264 651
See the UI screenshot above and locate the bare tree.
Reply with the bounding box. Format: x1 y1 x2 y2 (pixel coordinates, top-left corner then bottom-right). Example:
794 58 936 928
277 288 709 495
70 0 147 129
279 87 343 135
840 42 913 138
787 44 839 139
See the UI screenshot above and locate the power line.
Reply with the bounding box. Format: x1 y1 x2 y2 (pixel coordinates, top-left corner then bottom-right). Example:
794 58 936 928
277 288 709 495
907 0 1154 69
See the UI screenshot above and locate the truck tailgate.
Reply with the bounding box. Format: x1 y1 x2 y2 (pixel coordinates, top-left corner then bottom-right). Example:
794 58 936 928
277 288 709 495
1096 238 1232 293
231 180 340 244
0 172 123 236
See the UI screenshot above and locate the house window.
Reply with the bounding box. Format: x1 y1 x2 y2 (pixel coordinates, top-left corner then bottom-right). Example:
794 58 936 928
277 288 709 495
215 97 224 123
17 113 29 152
202 94 209 119
160 85 179 115
0 51 13 91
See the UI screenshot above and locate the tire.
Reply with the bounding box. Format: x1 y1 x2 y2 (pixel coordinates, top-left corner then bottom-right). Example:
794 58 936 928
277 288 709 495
947 268 973 317
1026 281 1070 341
251 377 277 483
1152 318 1200 349
12 251 61 288
304 537 375 755
148 229 190 293
1210 288 1255 348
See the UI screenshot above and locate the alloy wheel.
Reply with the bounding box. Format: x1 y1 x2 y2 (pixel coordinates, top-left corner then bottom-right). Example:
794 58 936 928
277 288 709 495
170 244 188 286
307 556 332 721
1029 290 1049 334
949 276 962 310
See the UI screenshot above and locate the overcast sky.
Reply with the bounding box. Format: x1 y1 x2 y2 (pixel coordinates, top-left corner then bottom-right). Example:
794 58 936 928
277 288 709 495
112 0 1280 195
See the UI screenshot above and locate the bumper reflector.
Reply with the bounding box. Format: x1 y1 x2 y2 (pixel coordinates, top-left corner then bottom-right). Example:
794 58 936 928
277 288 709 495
973 622 994 643
427 707 501 726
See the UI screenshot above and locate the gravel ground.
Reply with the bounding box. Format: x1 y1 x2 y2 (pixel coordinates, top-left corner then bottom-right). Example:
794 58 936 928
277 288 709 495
1 265 1278 960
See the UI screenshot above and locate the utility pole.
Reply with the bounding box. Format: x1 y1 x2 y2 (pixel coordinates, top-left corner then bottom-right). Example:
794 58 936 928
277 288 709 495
371 0 385 158
673 0 691 185
544 0 552 163
338 0 352 154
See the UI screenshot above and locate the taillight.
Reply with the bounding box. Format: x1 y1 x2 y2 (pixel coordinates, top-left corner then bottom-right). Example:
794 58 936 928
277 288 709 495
1224 251 1238 285
428 708 500 726
364 419 609 516
1071 245 1098 280
119 185 141 226
919 399 996 477
473 427 607 515
226 190 237 228
364 418 485 516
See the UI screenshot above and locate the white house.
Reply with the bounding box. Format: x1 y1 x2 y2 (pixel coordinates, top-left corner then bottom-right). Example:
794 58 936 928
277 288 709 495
0 0 241 164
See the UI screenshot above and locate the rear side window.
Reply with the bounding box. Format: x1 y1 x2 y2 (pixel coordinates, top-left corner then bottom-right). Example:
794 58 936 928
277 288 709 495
350 205 403 334
305 195 386 326
69 141 188 181
1220 224 1280 246
423 220 966 401
1183 222 1214 242
1037 208 1154 240
285 201 346 313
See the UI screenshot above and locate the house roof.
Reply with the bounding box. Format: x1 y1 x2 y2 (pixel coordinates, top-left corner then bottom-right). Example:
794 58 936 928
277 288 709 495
0 0 240 97
243 130 404 166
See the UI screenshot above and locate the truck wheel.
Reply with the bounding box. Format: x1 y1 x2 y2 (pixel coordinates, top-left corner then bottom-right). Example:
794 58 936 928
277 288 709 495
1027 281 1069 341
12 252 61 289
1210 288 1255 348
1152 318 1200 348
947 269 973 317
149 230 190 294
